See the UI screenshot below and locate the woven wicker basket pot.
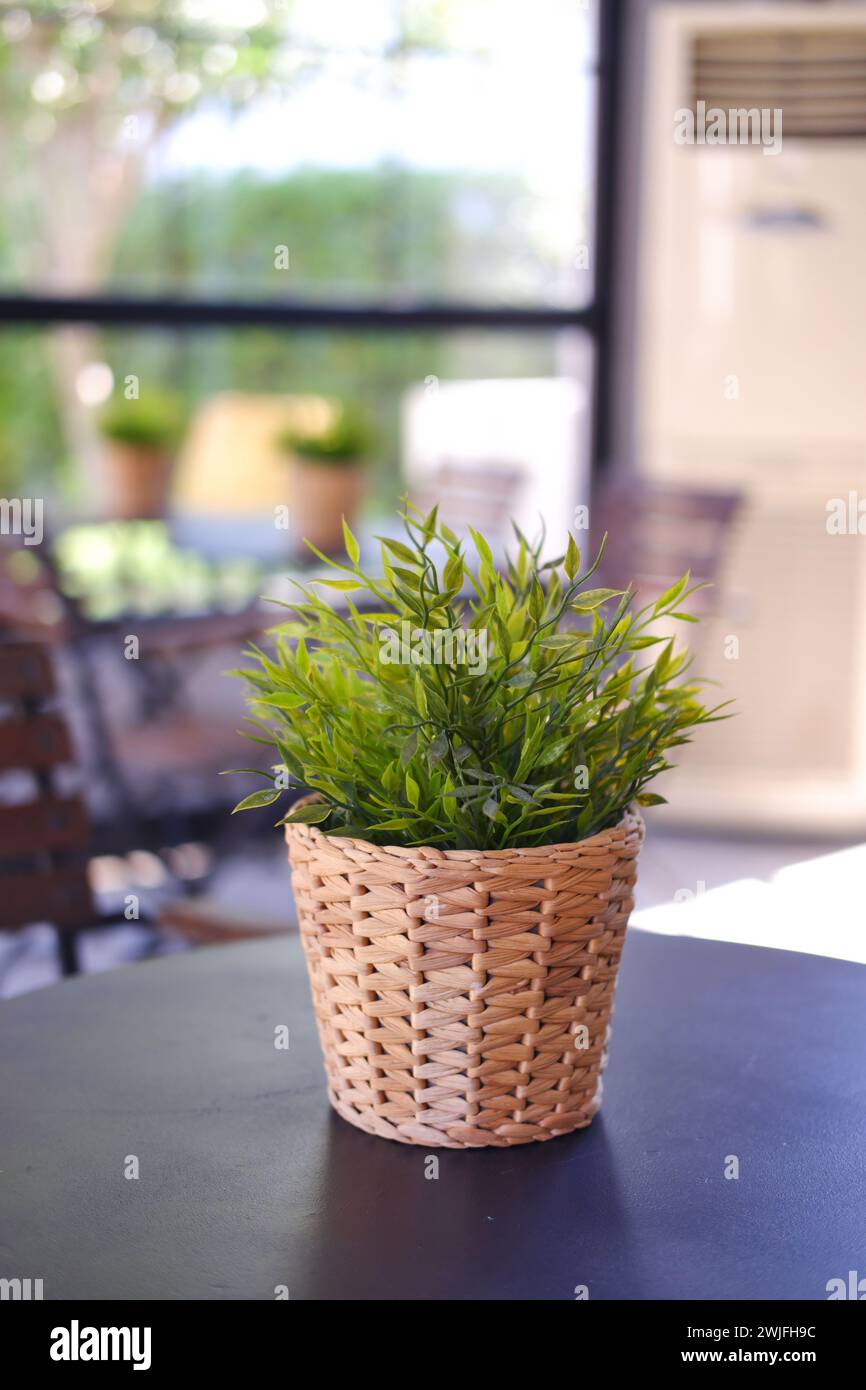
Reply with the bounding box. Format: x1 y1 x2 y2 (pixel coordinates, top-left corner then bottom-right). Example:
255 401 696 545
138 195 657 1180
285 807 644 1149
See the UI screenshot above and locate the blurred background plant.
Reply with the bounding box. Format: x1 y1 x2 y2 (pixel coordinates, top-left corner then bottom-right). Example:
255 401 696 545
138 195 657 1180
99 386 186 450
55 520 261 620
277 397 371 465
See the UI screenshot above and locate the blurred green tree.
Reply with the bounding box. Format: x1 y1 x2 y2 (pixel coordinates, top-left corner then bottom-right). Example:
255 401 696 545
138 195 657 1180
0 1 293 486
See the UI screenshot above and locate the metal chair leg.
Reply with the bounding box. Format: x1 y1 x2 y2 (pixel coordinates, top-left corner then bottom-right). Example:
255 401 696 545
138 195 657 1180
57 929 80 978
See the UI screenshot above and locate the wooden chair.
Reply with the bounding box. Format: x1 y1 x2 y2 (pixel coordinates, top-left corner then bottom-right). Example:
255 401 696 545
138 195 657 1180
1 530 269 848
0 639 293 982
412 461 525 541
0 640 122 976
589 480 742 610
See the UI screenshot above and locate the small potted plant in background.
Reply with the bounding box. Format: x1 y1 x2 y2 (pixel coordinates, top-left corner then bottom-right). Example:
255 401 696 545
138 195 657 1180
232 504 727 1148
277 397 369 556
98 387 186 520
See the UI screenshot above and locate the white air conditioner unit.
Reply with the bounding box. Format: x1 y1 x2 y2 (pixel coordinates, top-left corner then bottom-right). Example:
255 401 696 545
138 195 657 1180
637 2 866 833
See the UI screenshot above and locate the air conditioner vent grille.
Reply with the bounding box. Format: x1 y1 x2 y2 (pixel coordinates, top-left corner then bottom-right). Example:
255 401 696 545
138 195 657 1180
691 30 866 137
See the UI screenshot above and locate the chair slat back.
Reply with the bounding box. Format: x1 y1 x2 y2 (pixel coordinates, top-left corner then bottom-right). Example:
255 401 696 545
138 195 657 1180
0 714 72 771
0 641 96 933
0 797 90 859
0 867 95 930
413 462 525 538
591 481 742 603
0 642 55 700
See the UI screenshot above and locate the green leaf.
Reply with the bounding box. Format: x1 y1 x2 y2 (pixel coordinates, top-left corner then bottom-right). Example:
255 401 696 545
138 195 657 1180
400 730 420 766
392 565 422 589
414 672 429 717
507 785 534 804
528 575 545 621
342 519 360 565
565 534 581 581
231 788 280 813
381 537 419 565
221 768 275 779
368 817 415 832
444 553 464 591
534 736 574 768
277 802 333 825
570 588 622 612
469 527 494 570
427 730 450 765
653 572 689 614
537 634 581 651
507 670 537 689
258 692 306 709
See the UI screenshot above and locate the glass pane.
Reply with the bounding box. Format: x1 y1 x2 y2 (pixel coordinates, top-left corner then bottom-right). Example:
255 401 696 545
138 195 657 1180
1 323 593 617
0 0 598 305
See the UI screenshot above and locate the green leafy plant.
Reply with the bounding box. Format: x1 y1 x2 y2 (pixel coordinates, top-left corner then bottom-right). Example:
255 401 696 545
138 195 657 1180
277 400 371 466
99 389 186 452
231 503 729 849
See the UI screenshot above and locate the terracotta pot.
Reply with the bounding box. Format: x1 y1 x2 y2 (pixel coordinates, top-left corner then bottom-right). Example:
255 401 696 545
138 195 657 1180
289 457 363 554
284 807 644 1148
104 443 174 520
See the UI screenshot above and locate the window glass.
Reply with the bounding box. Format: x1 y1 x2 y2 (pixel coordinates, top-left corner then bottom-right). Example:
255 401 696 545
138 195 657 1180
0 1 599 304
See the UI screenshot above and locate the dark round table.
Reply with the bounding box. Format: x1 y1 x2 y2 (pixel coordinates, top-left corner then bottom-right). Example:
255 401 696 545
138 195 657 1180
1 929 864 1300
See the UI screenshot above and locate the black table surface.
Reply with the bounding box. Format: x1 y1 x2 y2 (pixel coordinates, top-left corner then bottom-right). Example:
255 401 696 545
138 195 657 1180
2 928 864 1301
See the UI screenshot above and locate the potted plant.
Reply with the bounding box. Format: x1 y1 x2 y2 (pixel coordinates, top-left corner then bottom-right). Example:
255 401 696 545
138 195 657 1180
98 388 186 520
277 398 369 555
232 504 725 1148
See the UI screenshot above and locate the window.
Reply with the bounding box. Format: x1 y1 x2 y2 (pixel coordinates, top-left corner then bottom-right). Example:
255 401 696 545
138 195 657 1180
0 0 619 532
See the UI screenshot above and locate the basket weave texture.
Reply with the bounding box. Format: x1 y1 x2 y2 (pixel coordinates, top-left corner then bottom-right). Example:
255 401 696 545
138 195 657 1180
285 807 644 1148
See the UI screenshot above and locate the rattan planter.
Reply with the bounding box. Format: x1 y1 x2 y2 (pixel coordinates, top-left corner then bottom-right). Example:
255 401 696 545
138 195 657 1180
285 807 644 1148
